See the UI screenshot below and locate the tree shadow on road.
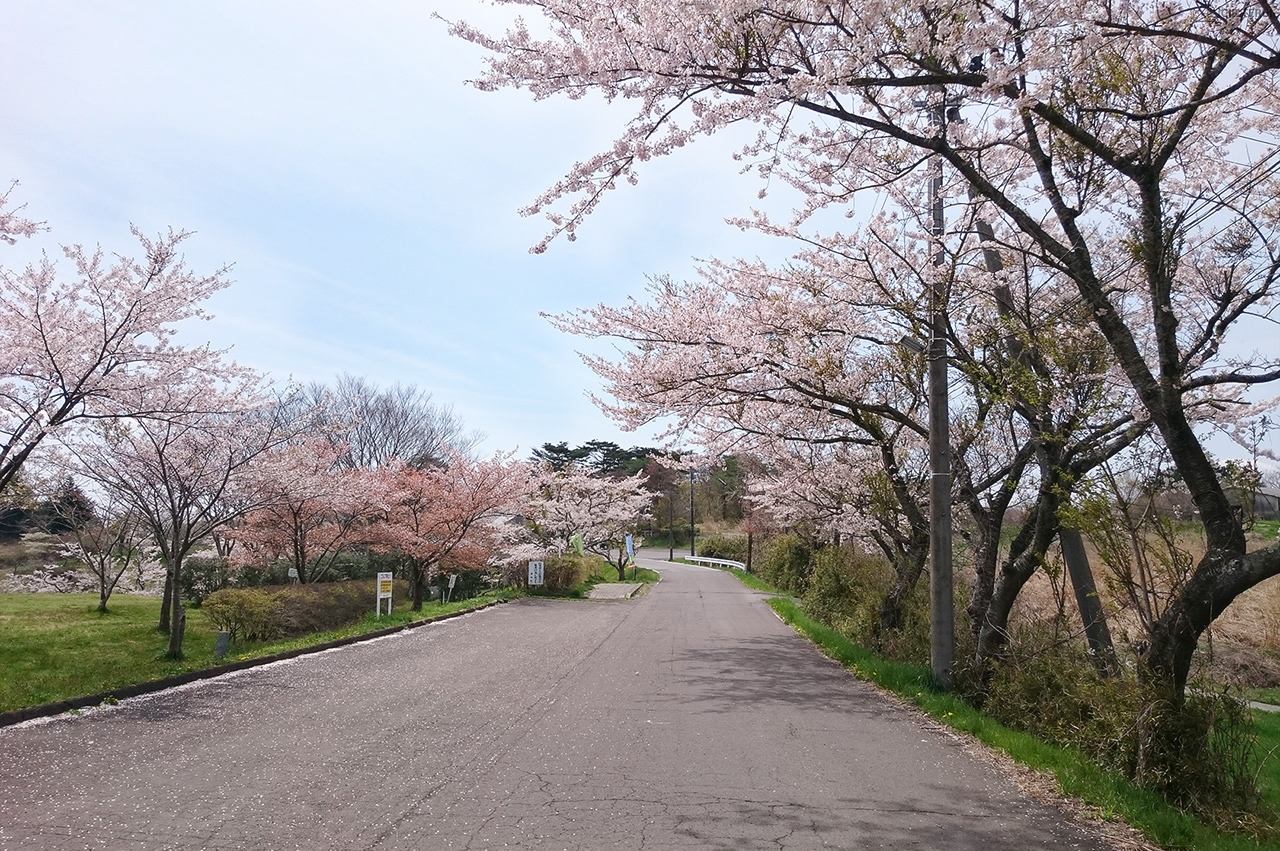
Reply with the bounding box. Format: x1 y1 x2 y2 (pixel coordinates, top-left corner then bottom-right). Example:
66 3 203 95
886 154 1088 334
666 636 898 717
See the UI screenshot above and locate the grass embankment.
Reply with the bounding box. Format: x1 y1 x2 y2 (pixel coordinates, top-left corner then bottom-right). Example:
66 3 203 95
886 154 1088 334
528 558 661 599
762 595 1279 851
0 589 516 713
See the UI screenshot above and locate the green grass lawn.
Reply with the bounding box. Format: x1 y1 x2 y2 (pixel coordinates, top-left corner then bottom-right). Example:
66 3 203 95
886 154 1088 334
585 561 661 586
530 558 662 599
1255 710 1280 823
0 589 516 713
1249 687 1280 707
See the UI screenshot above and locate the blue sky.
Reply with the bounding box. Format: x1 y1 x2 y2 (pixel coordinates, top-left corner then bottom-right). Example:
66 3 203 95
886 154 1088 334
0 1 798 455
2 2 1274 467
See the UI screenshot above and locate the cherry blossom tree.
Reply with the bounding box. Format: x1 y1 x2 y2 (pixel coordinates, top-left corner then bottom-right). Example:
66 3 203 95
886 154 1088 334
523 464 653 579
375 452 527 610
65 372 291 658
231 436 389 584
1 192 233 496
58 488 150 613
456 1 1280 700
551 233 1159 658
0 183 40 245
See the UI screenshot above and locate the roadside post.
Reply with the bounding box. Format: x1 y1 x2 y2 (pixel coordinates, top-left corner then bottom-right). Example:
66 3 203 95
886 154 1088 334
376 571 393 617
625 534 635 580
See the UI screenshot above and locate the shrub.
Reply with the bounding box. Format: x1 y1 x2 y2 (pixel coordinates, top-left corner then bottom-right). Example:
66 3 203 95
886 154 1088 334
204 579 413 644
536 553 595 593
1134 684 1261 819
272 578 410 636
202 588 282 642
756 533 812 595
974 623 1261 821
433 568 490 600
180 556 230 607
804 546 886 636
230 562 289 588
697 533 748 562
800 544 932 663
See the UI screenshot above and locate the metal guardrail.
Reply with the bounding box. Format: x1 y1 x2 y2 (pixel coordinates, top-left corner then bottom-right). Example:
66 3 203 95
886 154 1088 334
682 555 747 571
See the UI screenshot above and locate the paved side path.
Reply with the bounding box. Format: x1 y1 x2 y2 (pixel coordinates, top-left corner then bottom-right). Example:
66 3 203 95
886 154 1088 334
0 560 1119 850
586 582 643 599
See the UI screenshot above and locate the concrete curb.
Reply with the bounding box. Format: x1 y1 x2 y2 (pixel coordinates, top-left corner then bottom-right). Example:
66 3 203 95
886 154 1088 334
0 598 508 729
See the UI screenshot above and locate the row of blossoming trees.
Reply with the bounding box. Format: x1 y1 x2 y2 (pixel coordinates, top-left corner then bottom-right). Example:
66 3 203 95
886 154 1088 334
455 0 1280 690
451 0 1280 791
1 188 654 659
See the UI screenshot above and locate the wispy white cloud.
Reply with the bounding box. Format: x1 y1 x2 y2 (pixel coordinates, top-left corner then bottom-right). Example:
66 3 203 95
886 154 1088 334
0 0 802 456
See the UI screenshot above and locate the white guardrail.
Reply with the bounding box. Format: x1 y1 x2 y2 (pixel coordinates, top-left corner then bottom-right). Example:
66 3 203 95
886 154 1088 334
682 555 747 571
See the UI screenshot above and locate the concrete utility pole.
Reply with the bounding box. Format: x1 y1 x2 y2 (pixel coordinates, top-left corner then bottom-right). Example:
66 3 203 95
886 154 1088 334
669 486 675 562
689 471 697 557
928 96 954 688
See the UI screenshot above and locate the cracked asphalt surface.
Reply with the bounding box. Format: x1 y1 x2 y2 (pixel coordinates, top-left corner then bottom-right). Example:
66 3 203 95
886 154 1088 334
0 559 1116 850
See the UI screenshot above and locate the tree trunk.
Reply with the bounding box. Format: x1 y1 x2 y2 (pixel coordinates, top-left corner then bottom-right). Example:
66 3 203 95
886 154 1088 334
975 484 1063 666
877 554 926 636
411 562 424 612
166 554 185 659
966 518 1000 647
158 566 173 633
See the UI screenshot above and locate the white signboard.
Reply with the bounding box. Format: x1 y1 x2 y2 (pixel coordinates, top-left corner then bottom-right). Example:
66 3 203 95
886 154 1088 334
528 560 545 586
376 571 393 616
448 573 458 590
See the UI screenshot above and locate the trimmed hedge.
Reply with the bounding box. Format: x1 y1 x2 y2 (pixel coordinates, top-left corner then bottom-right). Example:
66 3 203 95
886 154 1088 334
202 588 281 642
203 578 412 643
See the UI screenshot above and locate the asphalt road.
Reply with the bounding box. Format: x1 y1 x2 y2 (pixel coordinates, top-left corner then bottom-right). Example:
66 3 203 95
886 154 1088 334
0 559 1119 850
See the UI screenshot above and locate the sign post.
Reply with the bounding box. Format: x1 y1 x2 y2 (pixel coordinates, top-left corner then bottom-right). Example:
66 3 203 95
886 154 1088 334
376 571 393 617
528 560 545 587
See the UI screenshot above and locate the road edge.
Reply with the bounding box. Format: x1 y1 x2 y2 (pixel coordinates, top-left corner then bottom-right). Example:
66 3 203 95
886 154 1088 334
0 598 508 729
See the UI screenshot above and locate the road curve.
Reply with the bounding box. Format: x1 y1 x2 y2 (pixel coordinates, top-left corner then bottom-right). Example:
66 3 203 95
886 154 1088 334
0 559 1117 850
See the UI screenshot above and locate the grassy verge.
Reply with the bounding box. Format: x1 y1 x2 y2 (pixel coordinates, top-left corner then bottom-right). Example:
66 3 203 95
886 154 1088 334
764 596 1276 851
0 589 517 713
530 558 661 599
1247 687 1280 706
1255 711 1280 822
587 562 661 586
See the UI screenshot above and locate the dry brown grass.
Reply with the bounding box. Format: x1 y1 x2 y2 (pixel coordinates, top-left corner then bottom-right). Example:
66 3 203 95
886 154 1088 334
984 524 1280 688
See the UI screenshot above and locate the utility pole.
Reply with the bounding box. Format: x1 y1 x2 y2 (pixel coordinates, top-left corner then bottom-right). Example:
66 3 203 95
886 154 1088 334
689 470 697 557
928 95 954 688
668 485 675 562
